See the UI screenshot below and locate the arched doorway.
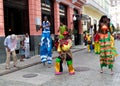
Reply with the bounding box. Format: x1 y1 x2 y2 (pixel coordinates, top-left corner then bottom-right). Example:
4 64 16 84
41 0 54 34
3 0 29 36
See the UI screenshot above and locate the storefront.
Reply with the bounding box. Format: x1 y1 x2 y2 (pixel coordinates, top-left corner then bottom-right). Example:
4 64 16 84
0 0 86 63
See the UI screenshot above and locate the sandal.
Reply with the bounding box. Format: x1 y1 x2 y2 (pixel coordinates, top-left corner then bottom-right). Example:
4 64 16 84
5 67 10 69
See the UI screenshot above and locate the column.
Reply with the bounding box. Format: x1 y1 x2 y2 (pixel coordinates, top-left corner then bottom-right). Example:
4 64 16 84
54 1 60 35
78 9 83 45
67 5 74 30
0 0 4 36
29 0 42 54
29 0 42 36
0 0 6 57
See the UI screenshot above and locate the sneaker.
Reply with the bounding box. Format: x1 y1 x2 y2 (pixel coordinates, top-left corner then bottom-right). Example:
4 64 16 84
55 72 62 75
48 64 52 68
43 62 46 66
69 72 75 75
100 70 103 73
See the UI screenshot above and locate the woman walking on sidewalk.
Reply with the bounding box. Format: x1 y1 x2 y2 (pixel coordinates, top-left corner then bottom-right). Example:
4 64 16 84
98 15 114 75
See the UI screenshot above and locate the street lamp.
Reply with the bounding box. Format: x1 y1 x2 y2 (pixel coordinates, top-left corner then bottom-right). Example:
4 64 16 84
35 17 41 32
73 15 77 21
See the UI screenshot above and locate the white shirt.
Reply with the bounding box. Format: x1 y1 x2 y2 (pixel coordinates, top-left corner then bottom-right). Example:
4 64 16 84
4 35 17 51
24 37 29 44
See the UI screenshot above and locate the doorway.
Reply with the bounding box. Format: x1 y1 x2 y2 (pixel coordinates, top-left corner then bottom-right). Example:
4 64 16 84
4 0 29 36
74 9 79 45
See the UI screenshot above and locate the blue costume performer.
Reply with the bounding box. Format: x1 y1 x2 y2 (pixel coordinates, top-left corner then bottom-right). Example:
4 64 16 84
40 16 52 65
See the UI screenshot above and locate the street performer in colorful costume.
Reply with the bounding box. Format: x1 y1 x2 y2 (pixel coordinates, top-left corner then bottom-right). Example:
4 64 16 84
94 31 100 54
55 31 75 75
40 16 52 65
98 15 115 75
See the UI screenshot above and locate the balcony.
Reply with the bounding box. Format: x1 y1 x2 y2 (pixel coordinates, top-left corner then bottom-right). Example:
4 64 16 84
84 0 108 15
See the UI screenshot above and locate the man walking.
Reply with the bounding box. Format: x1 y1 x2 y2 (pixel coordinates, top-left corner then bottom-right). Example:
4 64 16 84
4 34 17 69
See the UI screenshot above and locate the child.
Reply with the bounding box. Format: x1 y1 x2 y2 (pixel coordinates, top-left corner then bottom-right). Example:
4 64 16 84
19 41 25 61
86 33 92 52
94 31 100 54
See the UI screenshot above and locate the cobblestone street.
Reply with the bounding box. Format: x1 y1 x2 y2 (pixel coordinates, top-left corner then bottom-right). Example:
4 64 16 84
0 40 120 86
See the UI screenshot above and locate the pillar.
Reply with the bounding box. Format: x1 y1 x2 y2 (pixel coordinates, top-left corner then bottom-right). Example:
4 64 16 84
29 0 42 54
67 5 74 30
29 0 42 36
54 1 60 35
0 0 4 36
0 0 5 56
78 10 83 45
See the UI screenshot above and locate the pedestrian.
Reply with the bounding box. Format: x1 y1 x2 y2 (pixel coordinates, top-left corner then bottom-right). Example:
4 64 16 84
19 40 25 61
94 31 100 54
83 32 87 46
54 35 59 50
55 31 75 75
40 16 52 65
24 33 30 59
110 33 118 61
98 15 114 75
4 34 17 69
86 33 92 52
107 18 115 34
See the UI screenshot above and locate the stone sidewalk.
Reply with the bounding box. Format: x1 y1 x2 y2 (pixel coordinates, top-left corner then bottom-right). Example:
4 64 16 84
0 45 86 76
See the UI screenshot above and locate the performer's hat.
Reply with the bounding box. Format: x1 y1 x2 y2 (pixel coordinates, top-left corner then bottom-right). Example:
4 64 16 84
63 31 68 35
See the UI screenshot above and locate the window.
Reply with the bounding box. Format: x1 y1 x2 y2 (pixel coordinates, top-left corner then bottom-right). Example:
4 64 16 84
59 4 67 25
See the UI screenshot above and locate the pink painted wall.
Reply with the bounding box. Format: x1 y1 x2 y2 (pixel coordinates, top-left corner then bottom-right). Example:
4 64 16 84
0 0 5 36
54 1 60 35
67 6 74 30
29 0 42 36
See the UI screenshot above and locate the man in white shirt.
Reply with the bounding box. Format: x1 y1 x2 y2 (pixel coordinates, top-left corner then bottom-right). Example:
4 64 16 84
4 34 17 69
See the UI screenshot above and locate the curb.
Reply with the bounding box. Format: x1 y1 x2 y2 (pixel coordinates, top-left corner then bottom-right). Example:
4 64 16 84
0 47 86 76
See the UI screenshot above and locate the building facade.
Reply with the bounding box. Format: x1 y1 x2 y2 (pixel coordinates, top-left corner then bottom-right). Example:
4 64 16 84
109 0 120 29
0 0 86 59
82 0 110 33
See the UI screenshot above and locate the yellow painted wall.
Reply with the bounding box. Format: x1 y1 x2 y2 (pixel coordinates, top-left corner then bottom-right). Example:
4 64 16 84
82 6 106 31
83 6 103 25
